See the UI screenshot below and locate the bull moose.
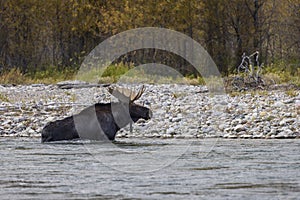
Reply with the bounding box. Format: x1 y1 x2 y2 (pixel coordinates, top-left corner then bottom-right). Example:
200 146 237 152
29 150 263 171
41 86 152 142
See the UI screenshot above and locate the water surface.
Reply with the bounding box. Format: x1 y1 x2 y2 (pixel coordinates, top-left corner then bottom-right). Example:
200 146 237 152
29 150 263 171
0 137 299 199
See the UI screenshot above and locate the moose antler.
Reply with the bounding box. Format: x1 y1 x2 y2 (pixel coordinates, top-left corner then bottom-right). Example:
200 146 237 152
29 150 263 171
108 85 145 103
131 85 145 102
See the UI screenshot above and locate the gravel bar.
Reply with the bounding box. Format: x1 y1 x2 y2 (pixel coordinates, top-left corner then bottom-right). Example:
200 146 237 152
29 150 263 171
0 82 299 139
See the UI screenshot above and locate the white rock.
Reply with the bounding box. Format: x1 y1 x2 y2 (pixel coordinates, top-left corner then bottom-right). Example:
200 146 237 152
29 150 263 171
253 134 264 139
234 124 246 132
240 134 253 139
279 120 286 126
166 127 175 135
228 134 238 139
274 101 284 107
275 132 287 138
283 99 294 104
46 117 56 122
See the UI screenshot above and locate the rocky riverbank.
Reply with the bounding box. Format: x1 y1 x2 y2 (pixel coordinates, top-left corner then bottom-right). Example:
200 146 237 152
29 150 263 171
0 82 299 139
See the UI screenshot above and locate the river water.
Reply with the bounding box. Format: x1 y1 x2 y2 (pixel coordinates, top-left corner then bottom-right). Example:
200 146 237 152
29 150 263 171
0 137 299 199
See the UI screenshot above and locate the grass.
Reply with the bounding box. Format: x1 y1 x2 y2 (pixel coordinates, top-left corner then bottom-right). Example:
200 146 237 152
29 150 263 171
0 66 76 84
76 63 206 85
0 93 10 102
0 68 28 84
64 91 77 102
285 89 299 97
0 61 299 87
0 63 207 85
228 90 270 97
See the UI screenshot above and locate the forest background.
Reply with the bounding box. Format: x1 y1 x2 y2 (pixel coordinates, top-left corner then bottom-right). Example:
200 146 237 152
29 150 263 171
0 0 299 85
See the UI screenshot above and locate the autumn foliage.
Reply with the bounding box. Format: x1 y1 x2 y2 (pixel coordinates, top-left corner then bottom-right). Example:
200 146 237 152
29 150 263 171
0 0 299 77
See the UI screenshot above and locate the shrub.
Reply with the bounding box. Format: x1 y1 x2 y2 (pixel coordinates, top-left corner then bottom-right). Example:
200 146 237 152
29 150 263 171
0 68 27 84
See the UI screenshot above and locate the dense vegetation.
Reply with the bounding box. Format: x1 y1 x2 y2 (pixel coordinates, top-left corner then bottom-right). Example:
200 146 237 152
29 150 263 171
0 0 299 84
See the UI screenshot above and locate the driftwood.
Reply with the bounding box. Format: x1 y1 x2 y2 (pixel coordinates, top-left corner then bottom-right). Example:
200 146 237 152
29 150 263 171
57 83 110 89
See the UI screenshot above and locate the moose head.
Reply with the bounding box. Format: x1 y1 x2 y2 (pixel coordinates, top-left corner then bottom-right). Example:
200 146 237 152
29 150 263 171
41 85 152 142
107 85 152 127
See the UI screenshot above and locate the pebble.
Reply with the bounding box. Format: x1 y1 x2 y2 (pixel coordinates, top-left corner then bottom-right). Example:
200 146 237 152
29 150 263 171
240 134 253 139
166 127 175 135
0 83 299 139
234 124 246 132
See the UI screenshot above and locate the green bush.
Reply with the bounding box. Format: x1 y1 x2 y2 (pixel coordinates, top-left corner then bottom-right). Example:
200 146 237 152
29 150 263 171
102 63 133 78
27 66 76 83
263 61 300 86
